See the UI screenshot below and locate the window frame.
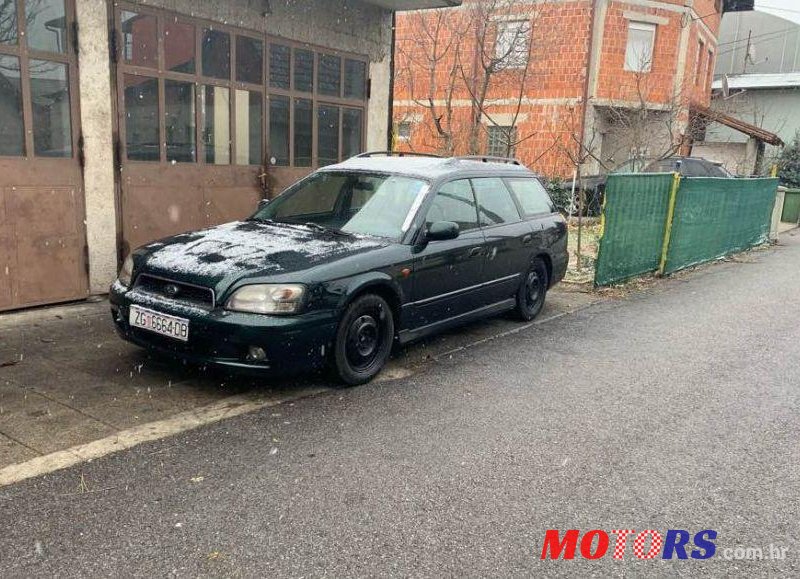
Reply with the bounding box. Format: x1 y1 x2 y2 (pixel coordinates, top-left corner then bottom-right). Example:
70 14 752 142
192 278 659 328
114 3 368 168
486 125 518 158
494 19 530 69
0 0 80 160
624 21 657 73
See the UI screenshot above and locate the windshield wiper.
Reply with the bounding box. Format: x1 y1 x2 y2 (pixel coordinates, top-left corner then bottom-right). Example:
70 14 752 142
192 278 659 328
303 222 354 238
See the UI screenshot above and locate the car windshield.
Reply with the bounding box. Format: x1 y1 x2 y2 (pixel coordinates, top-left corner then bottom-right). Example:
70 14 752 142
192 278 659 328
252 171 429 240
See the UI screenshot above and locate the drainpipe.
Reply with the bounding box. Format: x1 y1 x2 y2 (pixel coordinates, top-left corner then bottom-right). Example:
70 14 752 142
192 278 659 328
578 0 598 173
387 10 397 151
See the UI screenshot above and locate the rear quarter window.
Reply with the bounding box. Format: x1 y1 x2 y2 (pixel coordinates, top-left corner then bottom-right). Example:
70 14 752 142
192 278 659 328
506 178 554 217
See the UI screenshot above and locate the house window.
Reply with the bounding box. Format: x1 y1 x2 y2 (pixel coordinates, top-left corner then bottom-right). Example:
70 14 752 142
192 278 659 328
116 5 368 168
695 39 705 85
495 20 530 68
487 125 517 158
396 121 412 142
624 22 656 72
706 49 715 90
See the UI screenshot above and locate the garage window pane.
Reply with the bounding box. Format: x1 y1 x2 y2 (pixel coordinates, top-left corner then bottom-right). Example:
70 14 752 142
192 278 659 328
342 108 363 159
30 59 72 157
0 55 23 155
294 98 312 167
318 54 341 97
236 36 263 85
344 59 366 100
318 104 339 167
164 19 195 74
269 44 290 89
269 95 289 166
27 0 66 53
294 48 313 93
235 90 262 166
203 85 230 165
165 80 196 163
124 75 159 161
0 0 18 44
121 11 157 68
202 29 230 80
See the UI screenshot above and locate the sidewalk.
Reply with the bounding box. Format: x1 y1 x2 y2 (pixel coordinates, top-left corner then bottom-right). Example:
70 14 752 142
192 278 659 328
0 285 601 472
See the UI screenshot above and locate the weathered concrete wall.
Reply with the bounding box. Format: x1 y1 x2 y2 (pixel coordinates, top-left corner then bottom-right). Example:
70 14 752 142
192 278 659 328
76 0 116 293
691 140 757 176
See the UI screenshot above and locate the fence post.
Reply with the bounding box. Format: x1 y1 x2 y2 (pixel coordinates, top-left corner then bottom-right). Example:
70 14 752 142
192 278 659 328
658 172 681 276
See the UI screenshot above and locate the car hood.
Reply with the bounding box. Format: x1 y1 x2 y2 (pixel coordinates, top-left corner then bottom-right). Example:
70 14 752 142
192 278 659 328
137 220 388 286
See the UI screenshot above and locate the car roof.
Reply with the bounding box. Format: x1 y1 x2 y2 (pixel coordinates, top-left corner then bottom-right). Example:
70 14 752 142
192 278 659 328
319 155 536 181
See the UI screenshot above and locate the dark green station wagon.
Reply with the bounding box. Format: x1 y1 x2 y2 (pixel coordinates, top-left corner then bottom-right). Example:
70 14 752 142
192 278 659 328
110 153 568 384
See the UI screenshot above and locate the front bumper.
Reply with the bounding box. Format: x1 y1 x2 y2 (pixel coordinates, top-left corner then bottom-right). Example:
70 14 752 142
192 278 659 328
109 281 337 375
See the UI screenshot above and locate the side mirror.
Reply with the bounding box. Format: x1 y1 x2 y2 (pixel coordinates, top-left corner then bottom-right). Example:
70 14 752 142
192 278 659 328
427 221 460 241
258 198 270 209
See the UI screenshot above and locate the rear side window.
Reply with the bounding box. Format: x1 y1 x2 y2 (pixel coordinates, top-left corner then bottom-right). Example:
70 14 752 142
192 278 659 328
471 178 521 227
506 178 554 216
426 179 479 232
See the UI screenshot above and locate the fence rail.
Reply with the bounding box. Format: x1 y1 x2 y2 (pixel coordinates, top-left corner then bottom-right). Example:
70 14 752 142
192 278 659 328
595 174 779 287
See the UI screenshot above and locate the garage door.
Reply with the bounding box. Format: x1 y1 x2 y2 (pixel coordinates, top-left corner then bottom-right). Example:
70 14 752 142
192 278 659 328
0 0 88 311
113 4 368 254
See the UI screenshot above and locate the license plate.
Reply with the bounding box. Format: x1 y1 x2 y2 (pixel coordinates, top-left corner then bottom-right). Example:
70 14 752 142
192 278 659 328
129 306 189 342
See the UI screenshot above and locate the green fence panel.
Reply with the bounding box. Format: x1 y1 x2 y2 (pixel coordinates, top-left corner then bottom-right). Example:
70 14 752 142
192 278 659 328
664 177 778 274
595 173 674 286
782 189 800 223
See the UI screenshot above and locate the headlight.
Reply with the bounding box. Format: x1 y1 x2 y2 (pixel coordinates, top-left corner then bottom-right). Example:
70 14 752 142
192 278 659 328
226 284 306 315
118 255 134 287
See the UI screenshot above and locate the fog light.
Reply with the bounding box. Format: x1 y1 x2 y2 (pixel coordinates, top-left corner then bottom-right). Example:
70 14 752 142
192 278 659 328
246 346 267 362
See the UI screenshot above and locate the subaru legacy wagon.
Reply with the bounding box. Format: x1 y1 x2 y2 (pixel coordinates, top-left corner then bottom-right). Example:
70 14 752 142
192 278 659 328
110 153 568 384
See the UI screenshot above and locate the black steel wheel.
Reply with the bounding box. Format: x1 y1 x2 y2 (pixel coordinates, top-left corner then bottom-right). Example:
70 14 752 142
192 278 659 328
515 258 549 321
333 294 394 386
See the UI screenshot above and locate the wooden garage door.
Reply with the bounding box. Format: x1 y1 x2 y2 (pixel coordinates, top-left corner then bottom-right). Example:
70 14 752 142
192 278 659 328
0 0 88 311
113 4 368 254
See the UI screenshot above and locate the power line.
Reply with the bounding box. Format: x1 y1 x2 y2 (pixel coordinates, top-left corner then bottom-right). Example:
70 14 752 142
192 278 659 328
717 26 798 48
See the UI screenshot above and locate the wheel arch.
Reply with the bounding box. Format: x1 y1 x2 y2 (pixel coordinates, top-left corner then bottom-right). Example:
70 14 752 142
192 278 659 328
337 274 403 333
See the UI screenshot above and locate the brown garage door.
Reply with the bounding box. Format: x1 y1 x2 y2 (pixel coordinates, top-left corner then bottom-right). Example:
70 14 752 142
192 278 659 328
0 0 88 311
113 4 368 254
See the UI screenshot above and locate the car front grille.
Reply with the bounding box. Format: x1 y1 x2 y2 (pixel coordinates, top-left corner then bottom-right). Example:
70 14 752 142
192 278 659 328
134 274 216 310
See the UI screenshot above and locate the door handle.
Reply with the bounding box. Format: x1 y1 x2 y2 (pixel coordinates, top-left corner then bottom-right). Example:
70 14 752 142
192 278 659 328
522 234 533 245
468 246 483 258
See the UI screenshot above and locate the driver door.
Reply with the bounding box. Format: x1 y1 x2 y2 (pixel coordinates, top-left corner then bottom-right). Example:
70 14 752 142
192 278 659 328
409 179 486 329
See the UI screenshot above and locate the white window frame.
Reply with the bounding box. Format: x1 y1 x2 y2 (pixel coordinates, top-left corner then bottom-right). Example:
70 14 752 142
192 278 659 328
624 21 656 73
495 20 530 69
695 39 706 85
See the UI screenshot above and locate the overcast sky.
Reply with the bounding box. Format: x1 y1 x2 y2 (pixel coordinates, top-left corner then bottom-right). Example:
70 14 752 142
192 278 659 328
755 0 800 25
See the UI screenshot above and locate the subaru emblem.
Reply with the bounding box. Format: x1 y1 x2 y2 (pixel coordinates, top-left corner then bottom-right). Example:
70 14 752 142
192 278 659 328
164 284 180 297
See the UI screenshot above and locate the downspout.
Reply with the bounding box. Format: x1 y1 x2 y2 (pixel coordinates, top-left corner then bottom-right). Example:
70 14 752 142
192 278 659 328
387 10 397 151
578 0 598 171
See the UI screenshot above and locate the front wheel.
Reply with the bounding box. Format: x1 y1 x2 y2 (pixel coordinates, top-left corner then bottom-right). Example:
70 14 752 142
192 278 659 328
333 294 394 386
515 258 549 321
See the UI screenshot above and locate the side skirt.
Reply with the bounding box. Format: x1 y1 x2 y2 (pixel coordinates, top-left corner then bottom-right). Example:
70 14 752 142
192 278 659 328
397 298 516 346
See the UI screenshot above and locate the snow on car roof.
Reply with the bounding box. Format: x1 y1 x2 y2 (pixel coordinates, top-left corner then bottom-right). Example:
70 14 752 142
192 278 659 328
322 155 534 181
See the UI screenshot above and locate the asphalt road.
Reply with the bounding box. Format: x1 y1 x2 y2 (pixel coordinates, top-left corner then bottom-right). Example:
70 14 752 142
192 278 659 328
2 235 800 577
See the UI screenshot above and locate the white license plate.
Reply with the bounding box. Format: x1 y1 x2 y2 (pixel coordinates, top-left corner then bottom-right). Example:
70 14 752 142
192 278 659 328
129 306 189 342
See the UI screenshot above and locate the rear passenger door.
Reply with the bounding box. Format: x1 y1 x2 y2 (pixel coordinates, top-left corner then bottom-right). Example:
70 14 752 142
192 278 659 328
471 177 532 305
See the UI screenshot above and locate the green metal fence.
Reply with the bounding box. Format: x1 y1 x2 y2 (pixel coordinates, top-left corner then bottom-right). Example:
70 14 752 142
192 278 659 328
782 189 800 224
595 174 779 286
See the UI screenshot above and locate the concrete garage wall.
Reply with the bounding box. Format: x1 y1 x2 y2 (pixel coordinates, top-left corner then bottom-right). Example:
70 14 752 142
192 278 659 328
76 0 393 293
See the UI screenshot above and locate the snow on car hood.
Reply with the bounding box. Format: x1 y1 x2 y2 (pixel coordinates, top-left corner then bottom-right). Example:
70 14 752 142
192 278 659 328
140 220 386 282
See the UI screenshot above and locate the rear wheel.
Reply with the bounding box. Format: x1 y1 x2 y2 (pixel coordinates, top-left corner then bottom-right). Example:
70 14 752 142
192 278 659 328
515 258 549 321
333 294 394 386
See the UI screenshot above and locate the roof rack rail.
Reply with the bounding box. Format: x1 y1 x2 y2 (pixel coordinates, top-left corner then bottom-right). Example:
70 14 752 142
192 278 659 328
454 155 522 166
353 151 443 159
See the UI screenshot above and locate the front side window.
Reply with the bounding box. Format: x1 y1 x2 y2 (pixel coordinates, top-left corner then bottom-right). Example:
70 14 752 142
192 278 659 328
471 177 521 226
506 178 554 216
624 22 656 72
255 172 429 240
426 180 479 232
495 20 530 68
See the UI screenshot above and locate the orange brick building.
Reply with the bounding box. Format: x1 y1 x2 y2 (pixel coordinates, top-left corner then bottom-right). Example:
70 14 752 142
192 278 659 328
393 0 724 179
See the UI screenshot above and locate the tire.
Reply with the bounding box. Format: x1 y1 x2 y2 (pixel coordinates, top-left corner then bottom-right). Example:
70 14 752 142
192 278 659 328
333 294 395 386
515 258 549 321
